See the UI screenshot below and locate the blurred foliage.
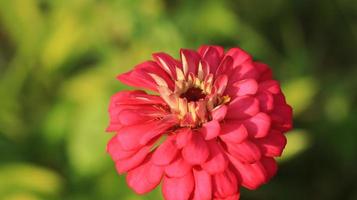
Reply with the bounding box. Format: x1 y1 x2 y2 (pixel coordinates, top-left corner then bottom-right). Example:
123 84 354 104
0 0 356 199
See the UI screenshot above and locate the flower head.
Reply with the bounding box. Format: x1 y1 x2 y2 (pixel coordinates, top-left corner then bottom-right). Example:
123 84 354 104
107 45 293 200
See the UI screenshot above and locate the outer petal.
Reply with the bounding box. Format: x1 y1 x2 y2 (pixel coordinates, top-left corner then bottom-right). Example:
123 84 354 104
117 118 176 150
212 168 238 198
225 79 258 97
254 62 272 81
117 61 174 91
175 128 193 149
225 47 252 68
200 120 221 140
228 155 268 190
255 130 287 157
226 96 260 120
270 105 293 131
181 49 200 76
219 123 248 144
152 52 179 79
211 105 228 122
202 141 228 174
199 46 224 73
226 140 261 163
182 132 210 165
115 144 152 173
126 158 164 194
214 193 240 200
162 172 195 200
243 112 271 138
193 169 212 200
257 91 274 112
258 80 281 94
107 135 137 160
165 156 192 178
152 136 178 166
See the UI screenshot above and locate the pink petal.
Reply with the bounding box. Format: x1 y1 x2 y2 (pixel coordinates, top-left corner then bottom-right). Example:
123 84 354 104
181 49 200 76
271 105 293 131
165 156 192 177
226 79 258 97
115 145 152 173
117 61 174 91
225 47 251 68
201 141 228 174
220 123 248 144
117 109 153 126
243 112 271 138
126 158 164 194
215 56 233 76
182 132 210 165
193 169 212 200
211 105 228 122
162 172 195 200
214 193 240 200
258 80 281 94
257 91 274 112
152 136 178 166
152 52 179 79
226 96 260 120
261 157 278 180
255 130 287 157
228 155 268 190
226 140 261 163
200 120 221 140
117 118 175 150
107 135 137 160
254 62 272 81
199 46 223 74
212 168 238 198
175 128 193 149
198 45 224 59
214 75 228 95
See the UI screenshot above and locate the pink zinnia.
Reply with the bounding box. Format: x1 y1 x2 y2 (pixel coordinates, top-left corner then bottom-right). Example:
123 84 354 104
107 45 293 200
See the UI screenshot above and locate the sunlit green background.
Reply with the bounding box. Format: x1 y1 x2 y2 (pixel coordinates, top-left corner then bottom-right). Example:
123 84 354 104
0 0 356 199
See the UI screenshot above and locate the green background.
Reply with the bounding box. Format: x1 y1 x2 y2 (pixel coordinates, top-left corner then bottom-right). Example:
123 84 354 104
0 0 356 199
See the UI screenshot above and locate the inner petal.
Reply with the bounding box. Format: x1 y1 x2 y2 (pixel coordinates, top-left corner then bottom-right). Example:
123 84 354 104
180 87 206 102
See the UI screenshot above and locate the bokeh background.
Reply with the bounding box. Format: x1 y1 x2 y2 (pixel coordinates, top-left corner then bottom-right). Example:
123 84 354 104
0 0 356 199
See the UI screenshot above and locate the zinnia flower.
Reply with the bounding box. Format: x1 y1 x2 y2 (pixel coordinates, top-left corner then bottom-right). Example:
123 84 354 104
107 45 293 200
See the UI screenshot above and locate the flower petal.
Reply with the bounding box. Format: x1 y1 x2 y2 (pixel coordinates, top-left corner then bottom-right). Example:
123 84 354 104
175 128 193 149
199 46 223 74
258 80 281 94
225 47 251 68
226 140 261 163
152 136 178 166
257 91 274 112
115 145 152 173
228 155 268 190
117 118 175 150
226 78 258 97
193 169 212 200
201 120 221 140
165 156 192 177
126 158 164 194
182 132 210 165
219 123 248 144
212 168 238 198
202 141 228 174
255 130 287 157
226 96 260 120
117 61 174 91
162 172 194 200
211 105 228 122
152 52 179 79
244 112 271 138
181 49 200 76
